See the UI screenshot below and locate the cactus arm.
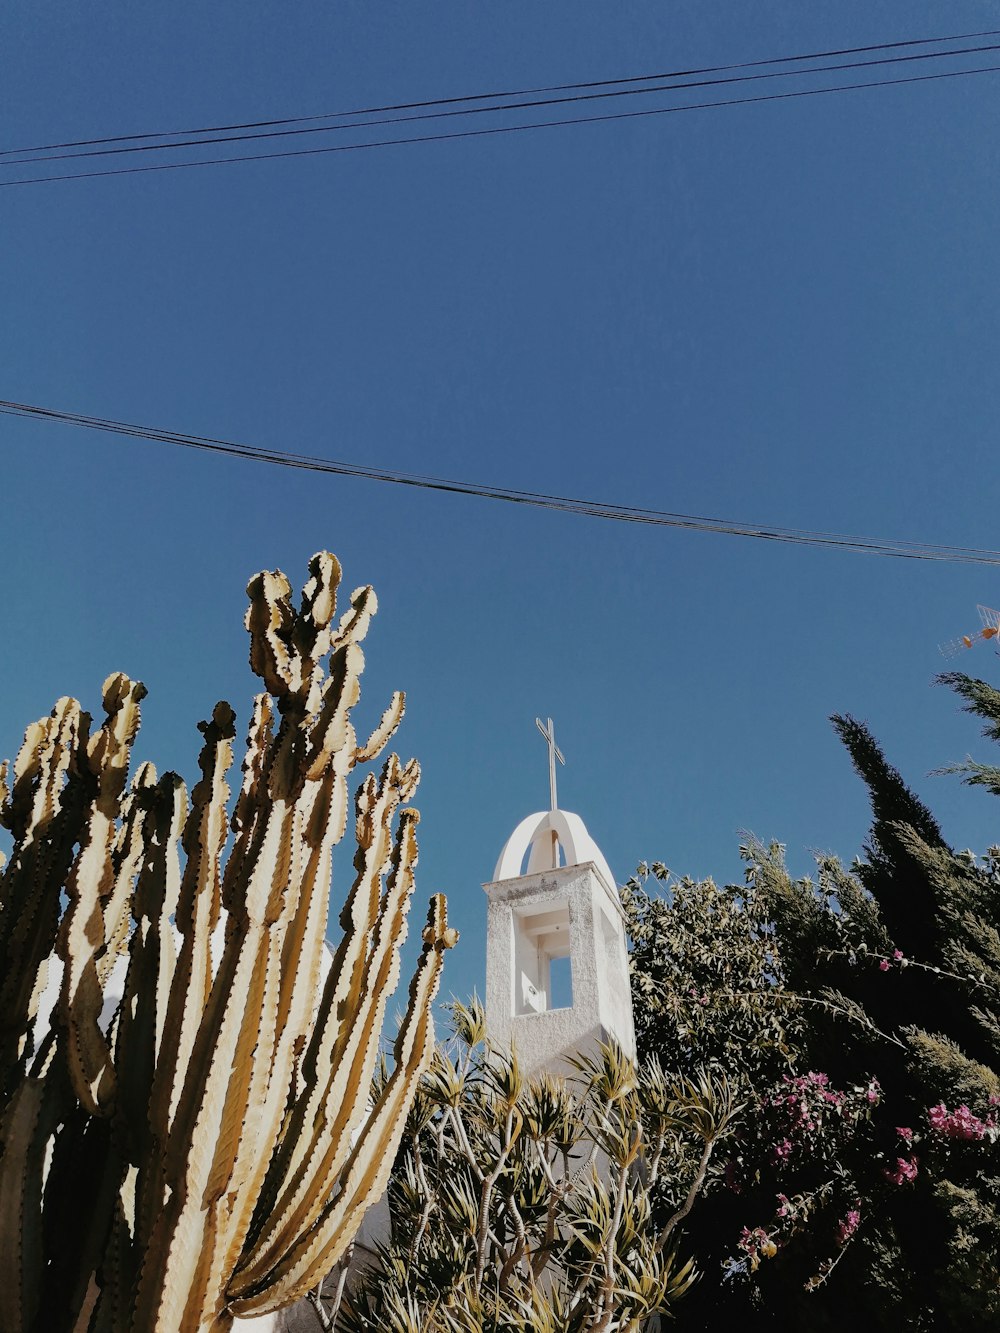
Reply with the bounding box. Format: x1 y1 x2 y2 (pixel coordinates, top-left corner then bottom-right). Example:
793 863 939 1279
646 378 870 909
57 675 146 1116
114 772 186 1186
301 643 362 784
45 1113 125 1332
97 762 158 992
0 701 84 1083
229 894 455 1314
214 768 343 1277
130 795 296 1332
231 780 428 1292
0 1077 51 1332
57 836 116 1117
87 1188 136 1333
231 759 415 1288
233 764 396 1256
326 585 377 660
355 691 405 764
245 569 296 697
217 582 401 1284
146 706 234 1147
206 771 329 1276
223 695 273 907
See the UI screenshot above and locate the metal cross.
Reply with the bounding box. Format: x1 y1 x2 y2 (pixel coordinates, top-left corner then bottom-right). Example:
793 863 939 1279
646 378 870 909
535 717 565 812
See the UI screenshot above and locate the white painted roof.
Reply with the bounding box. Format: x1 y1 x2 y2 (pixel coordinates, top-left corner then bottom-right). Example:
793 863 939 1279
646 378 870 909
492 809 617 896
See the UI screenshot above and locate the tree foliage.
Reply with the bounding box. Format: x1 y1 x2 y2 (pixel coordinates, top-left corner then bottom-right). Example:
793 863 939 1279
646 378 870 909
622 864 886 1328
624 673 1000 1329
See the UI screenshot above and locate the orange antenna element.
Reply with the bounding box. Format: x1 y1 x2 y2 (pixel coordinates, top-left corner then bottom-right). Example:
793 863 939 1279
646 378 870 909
944 634 976 655
940 606 1000 658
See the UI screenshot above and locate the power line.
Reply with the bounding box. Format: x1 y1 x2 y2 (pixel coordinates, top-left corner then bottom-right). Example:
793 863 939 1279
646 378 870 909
7 43 1000 171
6 61 1000 191
3 47 997 185
3 27 996 161
2 397 998 567
3 33 997 171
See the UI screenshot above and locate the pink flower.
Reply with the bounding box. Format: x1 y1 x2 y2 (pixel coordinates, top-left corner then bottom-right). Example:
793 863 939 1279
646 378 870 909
927 1101 987 1140
738 1226 773 1256
772 1138 794 1162
879 959 890 971
928 1103 948 1131
893 949 904 961
836 1208 861 1245
896 1126 913 1142
884 1155 919 1185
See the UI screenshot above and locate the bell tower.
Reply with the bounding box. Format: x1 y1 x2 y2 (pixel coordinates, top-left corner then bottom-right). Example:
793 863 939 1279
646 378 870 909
482 720 635 1075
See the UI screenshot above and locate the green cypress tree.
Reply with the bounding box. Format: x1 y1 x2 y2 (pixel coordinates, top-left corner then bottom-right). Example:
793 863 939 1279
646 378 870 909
938 669 1000 797
831 712 946 963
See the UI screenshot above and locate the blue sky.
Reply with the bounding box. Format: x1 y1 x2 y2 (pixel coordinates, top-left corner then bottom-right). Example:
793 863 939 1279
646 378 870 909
4 1 1000 1007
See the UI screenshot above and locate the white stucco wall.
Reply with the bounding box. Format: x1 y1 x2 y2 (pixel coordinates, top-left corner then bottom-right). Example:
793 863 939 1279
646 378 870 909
483 859 635 1075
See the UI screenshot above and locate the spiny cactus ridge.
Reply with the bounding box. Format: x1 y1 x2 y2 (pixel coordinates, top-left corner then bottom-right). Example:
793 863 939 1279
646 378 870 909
0 552 456 1332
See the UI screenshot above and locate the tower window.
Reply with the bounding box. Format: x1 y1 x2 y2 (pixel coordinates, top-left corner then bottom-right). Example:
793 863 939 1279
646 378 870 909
548 953 573 1009
512 902 572 1015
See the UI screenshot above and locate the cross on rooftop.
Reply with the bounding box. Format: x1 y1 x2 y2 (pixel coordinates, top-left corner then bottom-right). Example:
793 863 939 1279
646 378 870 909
535 716 565 812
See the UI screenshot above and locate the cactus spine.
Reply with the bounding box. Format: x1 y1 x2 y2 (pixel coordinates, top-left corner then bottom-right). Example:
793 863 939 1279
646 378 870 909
0 552 456 1332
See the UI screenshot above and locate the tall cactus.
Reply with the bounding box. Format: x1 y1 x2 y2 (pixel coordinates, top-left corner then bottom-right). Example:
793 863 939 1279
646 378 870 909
0 552 456 1332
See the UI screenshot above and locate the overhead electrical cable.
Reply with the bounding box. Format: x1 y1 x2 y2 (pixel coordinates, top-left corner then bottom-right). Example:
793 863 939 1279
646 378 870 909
4 62 998 189
2 397 998 567
2 26 996 160
4 38 1000 173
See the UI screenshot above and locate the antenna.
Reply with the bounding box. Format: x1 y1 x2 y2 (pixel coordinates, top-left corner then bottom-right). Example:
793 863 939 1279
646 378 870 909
939 606 1000 658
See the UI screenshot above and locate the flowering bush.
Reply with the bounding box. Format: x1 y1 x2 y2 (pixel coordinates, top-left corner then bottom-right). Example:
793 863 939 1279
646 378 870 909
749 1071 880 1174
626 797 1000 1330
722 1070 883 1286
927 1100 997 1142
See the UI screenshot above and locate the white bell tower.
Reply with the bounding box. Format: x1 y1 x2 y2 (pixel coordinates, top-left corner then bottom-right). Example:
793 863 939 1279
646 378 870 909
482 720 635 1075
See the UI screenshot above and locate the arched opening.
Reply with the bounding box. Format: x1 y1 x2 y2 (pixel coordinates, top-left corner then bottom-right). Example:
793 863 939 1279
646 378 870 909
512 901 573 1014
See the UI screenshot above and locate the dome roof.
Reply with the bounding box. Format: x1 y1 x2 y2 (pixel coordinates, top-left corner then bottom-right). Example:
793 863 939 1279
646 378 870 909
492 808 616 896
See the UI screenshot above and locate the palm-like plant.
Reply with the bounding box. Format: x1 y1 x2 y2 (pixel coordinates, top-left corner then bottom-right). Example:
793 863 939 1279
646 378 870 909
321 1001 740 1332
